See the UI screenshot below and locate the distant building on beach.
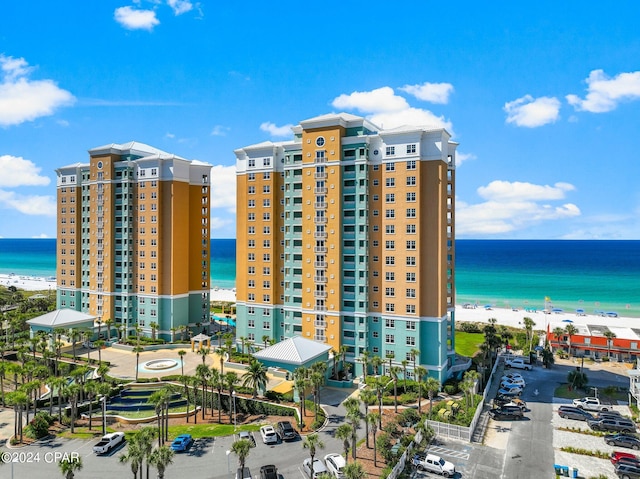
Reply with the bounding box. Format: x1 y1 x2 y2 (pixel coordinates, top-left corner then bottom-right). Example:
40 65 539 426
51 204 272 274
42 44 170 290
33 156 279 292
54 142 212 341
234 113 457 382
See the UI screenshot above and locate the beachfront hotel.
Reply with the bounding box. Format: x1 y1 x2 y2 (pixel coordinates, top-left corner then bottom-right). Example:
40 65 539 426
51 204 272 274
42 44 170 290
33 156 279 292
235 113 457 382
54 142 212 341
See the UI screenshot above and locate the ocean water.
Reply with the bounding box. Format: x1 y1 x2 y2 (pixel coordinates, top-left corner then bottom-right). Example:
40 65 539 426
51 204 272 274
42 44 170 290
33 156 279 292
1 239 638 317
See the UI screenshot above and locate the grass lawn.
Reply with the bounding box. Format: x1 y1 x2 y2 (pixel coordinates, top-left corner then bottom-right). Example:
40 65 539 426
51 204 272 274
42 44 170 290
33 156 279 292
168 422 261 438
554 384 628 403
455 331 485 357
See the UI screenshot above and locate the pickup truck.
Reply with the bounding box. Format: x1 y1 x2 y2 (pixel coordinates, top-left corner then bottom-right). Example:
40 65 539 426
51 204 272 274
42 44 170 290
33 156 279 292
573 397 612 412
412 452 456 477
505 358 532 370
93 432 125 454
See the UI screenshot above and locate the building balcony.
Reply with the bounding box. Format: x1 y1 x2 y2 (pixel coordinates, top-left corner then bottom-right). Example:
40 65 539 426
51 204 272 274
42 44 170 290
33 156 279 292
314 172 327 179
314 305 328 312
314 217 327 225
314 202 327 209
314 187 328 195
314 232 327 240
314 290 327 299
314 335 326 342
314 320 327 328
314 276 327 283
314 246 327 254
314 262 327 268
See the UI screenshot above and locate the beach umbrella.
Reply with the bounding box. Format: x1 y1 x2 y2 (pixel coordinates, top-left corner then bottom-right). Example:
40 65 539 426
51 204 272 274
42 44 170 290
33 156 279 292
552 308 563 313
562 319 573 323
534 346 544 352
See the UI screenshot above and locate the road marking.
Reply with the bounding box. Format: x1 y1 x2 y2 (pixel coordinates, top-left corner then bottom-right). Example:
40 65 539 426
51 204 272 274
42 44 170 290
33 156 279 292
426 446 470 460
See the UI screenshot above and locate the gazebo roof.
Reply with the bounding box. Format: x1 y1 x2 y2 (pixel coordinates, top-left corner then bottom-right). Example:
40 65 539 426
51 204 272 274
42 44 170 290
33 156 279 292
26 309 96 328
253 336 331 365
191 333 211 341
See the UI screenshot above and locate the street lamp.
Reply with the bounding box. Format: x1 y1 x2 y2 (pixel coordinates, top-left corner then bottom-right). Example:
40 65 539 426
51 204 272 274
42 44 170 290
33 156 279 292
232 391 237 431
226 450 232 477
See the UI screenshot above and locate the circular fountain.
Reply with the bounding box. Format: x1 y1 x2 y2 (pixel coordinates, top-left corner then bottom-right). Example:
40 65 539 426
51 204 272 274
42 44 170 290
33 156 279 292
142 359 179 371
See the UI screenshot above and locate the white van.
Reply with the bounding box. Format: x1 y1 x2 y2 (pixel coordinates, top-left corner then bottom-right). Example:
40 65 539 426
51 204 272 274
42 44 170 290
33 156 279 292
302 458 328 479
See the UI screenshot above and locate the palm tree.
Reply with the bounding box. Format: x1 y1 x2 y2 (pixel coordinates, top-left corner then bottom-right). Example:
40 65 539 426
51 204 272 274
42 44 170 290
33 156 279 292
137 426 157 479
343 461 366 479
242 359 268 398
231 438 253 471
603 330 617 359
132 346 144 381
69 328 80 361
59 456 83 479
178 350 187 376
210 367 225 423
410 348 421 372
104 318 113 342
197 347 210 364
196 363 210 420
425 377 441 419
97 382 111 434
94 339 105 364
149 445 174 479
67 383 80 434
389 366 401 413
359 350 370 381
85 380 98 430
400 359 409 389
150 322 159 341
7 390 28 443
224 372 239 423
359 388 375 448
415 365 427 411
344 397 361 460
0 362 7 407
302 432 325 468
170 327 177 343
564 324 579 357
150 387 172 446
552 326 565 351
367 412 380 467
523 316 536 352
262 334 270 349
373 377 385 429
335 423 353 462
370 355 382 376
119 435 144 479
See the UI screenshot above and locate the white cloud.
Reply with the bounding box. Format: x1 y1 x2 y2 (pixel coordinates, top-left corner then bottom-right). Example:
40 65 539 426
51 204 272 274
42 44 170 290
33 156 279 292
0 155 50 187
331 86 454 133
209 165 236 212
260 122 293 137
332 87 409 113
566 69 640 113
455 151 476 167
167 0 193 15
114 6 160 30
504 95 561 127
0 189 56 216
211 125 230 136
165 132 175 138
457 180 580 236
477 180 574 201
209 216 234 232
0 55 75 127
400 82 454 104
31 233 51 239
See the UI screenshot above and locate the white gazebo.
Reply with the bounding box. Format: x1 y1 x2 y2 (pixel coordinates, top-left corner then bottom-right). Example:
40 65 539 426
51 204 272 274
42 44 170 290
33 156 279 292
191 333 211 351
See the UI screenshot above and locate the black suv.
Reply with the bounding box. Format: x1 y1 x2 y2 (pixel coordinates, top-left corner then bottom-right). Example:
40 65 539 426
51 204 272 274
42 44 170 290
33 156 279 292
276 421 297 441
589 417 636 433
606 434 640 450
557 405 594 421
616 464 640 478
489 406 524 420
260 465 278 479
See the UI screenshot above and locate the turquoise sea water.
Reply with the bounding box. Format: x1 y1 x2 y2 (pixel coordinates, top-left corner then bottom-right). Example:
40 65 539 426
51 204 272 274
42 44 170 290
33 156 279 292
1 239 638 317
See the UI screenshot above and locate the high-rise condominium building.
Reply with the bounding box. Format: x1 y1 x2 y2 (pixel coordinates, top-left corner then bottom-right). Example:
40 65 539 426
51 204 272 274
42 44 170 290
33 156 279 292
235 113 456 382
55 142 212 341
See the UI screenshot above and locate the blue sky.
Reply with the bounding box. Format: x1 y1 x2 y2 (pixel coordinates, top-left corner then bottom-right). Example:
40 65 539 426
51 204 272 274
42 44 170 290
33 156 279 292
1 1 640 239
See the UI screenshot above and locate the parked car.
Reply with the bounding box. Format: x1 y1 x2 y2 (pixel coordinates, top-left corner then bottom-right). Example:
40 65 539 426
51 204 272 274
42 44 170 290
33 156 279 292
557 405 594 421
276 421 297 441
411 452 456 477
597 410 625 419
501 373 524 382
500 378 526 389
573 397 612 412
497 385 522 396
612 452 640 464
324 453 346 479
238 430 256 447
489 406 525 420
302 458 328 479
259 465 278 479
494 397 527 410
236 467 252 479
170 434 193 452
93 432 125 455
606 434 640 450
260 425 278 444
616 464 640 479
617 457 640 469
588 417 636 433
505 358 533 370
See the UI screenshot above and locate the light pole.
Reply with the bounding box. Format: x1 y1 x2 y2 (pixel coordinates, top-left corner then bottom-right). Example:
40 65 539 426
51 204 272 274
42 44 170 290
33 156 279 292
232 391 237 431
226 449 231 477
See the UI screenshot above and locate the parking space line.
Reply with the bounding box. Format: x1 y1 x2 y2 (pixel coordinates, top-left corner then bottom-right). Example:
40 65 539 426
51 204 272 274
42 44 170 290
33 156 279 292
426 446 470 460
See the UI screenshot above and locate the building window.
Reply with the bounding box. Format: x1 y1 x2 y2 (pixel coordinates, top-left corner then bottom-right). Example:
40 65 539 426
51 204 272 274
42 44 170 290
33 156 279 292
373 331 379 338
385 148 395 157
263 321 271 329
406 336 416 346
386 225 395 234
263 199 270 207
247 307 255 314
248 159 255 167
385 241 395 250
385 334 395 344
263 185 270 193
406 224 416 234
385 178 395 187
385 288 395 297
385 193 395 203
406 288 416 298
264 158 271 167
385 256 395 265
248 173 255 180
407 176 416 186
385 272 395 281
406 321 416 330
406 256 416 266
407 160 416 170
406 240 416 250
248 319 255 328
385 303 395 312
406 192 416 202
385 209 395 218
406 144 416 154
248 200 255 207
406 305 416 314
248 186 255 194
385 318 395 328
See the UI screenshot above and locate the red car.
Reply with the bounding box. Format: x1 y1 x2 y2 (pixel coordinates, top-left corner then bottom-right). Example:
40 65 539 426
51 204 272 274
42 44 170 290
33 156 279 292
611 451 639 464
